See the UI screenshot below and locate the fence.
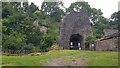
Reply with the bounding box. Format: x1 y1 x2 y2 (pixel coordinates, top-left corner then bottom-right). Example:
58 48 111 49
2 49 50 56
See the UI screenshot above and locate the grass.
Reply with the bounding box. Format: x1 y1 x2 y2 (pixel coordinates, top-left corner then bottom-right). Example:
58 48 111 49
1 50 119 67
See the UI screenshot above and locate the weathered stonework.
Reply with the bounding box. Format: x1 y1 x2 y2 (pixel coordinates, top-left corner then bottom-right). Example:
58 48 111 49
59 11 92 50
103 29 118 36
95 29 119 51
95 37 119 51
33 20 48 34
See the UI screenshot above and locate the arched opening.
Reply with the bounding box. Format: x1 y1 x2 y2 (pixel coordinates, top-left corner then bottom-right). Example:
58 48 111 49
69 34 82 50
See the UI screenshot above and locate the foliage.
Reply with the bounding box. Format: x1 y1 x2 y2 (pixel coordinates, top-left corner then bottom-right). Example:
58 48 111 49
21 43 35 51
66 2 105 39
3 32 26 50
2 2 62 50
2 1 119 50
66 2 103 25
110 11 120 30
50 44 60 50
41 2 65 22
66 1 119 39
2 2 15 18
39 34 56 50
86 36 95 43
66 2 91 14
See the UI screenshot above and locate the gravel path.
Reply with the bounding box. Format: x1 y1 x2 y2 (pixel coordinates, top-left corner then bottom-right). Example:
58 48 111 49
44 56 87 66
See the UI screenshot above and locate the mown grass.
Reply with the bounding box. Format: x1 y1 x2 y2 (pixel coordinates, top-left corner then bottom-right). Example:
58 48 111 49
1 50 119 67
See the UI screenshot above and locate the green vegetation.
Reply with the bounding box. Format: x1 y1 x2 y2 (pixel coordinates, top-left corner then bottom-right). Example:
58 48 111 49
2 1 62 50
2 1 119 50
2 50 118 66
66 1 119 39
1 1 119 67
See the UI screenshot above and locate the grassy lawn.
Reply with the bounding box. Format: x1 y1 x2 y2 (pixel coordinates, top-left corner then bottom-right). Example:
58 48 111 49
1 50 119 67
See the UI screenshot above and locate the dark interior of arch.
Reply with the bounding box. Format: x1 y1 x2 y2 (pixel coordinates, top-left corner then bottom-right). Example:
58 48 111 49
69 34 82 50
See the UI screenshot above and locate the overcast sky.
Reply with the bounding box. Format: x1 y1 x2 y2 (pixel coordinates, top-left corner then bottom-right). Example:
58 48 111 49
28 0 120 18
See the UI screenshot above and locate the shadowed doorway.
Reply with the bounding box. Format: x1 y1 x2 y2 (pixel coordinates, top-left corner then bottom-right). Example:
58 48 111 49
69 34 83 50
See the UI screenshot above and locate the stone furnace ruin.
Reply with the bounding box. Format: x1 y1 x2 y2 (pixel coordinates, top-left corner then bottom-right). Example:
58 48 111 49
59 11 92 50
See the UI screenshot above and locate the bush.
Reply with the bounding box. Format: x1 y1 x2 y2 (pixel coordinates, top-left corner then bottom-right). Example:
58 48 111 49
50 44 60 50
21 43 35 51
86 36 95 44
39 34 56 50
94 34 103 39
3 32 26 50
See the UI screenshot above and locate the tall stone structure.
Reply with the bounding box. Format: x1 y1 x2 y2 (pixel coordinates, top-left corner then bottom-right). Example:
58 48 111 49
59 11 92 50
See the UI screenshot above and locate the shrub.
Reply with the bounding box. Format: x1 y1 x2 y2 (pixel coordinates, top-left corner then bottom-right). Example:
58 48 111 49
50 44 60 50
3 32 26 50
21 43 35 51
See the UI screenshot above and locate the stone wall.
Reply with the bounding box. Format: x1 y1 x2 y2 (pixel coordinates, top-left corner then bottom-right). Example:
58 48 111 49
33 20 48 34
95 29 119 51
95 37 119 51
59 11 92 50
103 29 118 36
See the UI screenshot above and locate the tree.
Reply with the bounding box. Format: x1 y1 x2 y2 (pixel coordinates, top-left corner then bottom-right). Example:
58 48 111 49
2 2 15 18
67 1 106 39
110 11 120 30
39 34 56 50
67 2 103 25
66 2 91 13
90 8 103 25
41 2 65 22
2 2 60 50
23 2 29 12
33 10 45 20
29 3 39 13
26 29 42 46
86 36 95 43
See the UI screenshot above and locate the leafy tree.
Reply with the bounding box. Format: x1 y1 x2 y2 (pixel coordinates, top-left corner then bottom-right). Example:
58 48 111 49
110 11 120 30
29 2 39 13
3 1 118 51
41 2 65 22
66 2 91 13
26 29 42 46
67 2 103 25
50 9 65 22
90 8 103 25
33 10 45 20
86 36 95 43
67 1 105 39
2 2 60 50
39 34 56 50
2 2 15 18
22 2 29 12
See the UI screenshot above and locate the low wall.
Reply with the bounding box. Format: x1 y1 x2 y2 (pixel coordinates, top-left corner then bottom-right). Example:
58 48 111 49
95 37 118 51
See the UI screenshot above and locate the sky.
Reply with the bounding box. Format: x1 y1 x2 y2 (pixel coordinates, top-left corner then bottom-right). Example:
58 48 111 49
28 0 120 18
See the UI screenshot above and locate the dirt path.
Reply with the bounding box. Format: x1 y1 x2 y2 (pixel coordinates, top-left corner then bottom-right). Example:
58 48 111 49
44 56 87 66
